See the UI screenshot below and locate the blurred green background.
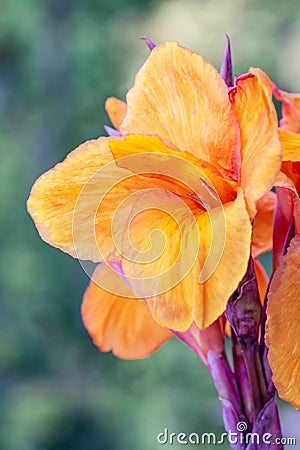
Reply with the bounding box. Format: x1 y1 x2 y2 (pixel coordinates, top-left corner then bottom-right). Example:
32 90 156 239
1 0 300 449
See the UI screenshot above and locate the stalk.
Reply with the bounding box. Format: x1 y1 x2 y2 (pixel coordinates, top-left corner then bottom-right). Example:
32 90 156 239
219 258 284 449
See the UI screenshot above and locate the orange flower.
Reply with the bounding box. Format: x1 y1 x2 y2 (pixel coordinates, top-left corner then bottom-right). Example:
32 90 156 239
266 85 300 410
27 42 281 359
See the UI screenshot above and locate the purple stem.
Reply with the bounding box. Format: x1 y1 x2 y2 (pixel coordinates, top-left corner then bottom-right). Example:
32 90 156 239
231 332 253 422
221 257 283 448
226 258 265 422
246 396 283 450
207 350 247 448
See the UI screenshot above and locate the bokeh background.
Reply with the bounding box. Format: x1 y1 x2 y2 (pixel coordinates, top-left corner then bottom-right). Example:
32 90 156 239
1 0 300 449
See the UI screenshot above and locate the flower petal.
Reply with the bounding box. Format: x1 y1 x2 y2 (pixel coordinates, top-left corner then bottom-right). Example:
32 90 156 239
275 170 298 194
121 41 241 181
251 191 276 259
254 259 269 302
279 129 300 161
121 188 251 331
108 134 237 205
82 263 172 359
120 204 198 331
27 138 157 262
105 97 127 130
272 186 295 271
229 69 281 217
266 235 300 410
273 87 300 134
194 188 252 328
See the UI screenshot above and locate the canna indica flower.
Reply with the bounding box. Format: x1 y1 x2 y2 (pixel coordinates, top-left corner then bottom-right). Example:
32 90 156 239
266 85 300 410
27 41 281 360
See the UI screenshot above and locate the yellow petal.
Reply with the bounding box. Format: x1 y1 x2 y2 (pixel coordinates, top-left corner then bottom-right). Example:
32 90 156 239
194 188 252 328
27 138 157 262
266 235 300 410
109 134 237 205
251 191 276 259
279 129 300 162
120 203 198 331
121 188 252 331
121 41 241 181
105 97 127 130
82 263 172 359
230 69 281 217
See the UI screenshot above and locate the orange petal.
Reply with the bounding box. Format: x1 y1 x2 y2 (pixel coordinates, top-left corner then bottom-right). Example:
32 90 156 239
108 134 237 205
27 138 158 262
273 87 300 134
266 235 300 410
251 191 276 259
105 97 127 130
27 138 113 260
121 187 252 331
275 170 298 194
82 263 172 359
282 162 300 193
194 188 252 328
279 129 300 162
254 259 269 302
229 69 281 217
121 42 241 181
120 203 198 331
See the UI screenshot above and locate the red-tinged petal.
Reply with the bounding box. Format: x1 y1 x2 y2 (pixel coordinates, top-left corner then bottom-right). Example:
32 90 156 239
172 319 225 365
81 263 172 359
105 97 127 130
273 86 300 134
281 161 300 196
254 259 269 303
266 235 300 410
251 191 276 259
229 68 281 217
275 170 298 194
294 196 300 235
272 186 295 271
121 41 241 181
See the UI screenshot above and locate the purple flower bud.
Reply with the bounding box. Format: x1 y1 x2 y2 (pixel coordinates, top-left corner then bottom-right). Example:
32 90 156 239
104 125 122 137
141 36 156 51
220 34 233 87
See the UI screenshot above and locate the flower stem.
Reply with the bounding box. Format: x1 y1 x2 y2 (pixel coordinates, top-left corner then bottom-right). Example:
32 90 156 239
218 257 284 449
